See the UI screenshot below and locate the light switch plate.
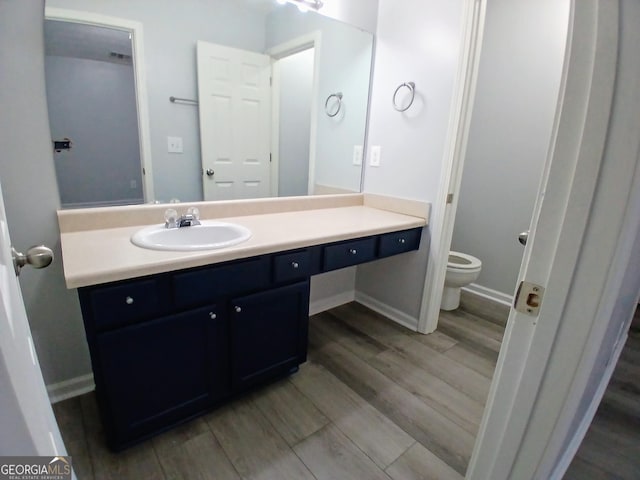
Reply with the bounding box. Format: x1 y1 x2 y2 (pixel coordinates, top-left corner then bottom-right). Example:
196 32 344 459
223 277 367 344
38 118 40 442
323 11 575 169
353 145 363 166
168 136 183 153
370 145 381 167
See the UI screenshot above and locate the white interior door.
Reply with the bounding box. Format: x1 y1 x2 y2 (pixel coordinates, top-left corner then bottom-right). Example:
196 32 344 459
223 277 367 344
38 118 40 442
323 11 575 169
467 0 640 477
197 41 271 201
0 180 66 455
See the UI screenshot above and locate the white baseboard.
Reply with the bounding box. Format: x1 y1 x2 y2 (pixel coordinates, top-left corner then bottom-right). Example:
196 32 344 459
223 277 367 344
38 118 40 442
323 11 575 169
463 283 513 307
550 333 627 479
47 373 95 404
355 291 418 331
309 290 355 316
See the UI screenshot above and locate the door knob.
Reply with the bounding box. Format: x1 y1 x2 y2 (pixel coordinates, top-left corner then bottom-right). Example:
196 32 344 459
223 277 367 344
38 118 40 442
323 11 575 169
518 231 529 246
12 245 54 275
206 168 215 177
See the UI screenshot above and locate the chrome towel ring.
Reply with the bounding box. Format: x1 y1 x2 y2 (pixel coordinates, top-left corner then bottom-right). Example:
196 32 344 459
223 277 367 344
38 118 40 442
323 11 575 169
393 82 416 112
325 92 343 117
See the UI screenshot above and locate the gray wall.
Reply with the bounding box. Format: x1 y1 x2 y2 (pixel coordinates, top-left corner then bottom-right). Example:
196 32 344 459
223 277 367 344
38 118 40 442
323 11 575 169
451 0 570 296
46 55 143 207
0 1 90 387
277 49 314 197
357 0 467 324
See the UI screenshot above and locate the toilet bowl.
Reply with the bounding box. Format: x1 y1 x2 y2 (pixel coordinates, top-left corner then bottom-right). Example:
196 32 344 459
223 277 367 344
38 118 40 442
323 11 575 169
441 251 482 311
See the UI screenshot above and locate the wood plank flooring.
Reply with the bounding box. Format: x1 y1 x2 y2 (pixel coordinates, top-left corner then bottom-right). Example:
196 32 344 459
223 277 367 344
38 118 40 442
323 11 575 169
52 297 640 479
564 305 640 480
54 295 503 479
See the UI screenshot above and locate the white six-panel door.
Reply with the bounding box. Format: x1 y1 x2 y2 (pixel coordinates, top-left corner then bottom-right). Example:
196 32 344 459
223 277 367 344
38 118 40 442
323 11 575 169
197 41 271 200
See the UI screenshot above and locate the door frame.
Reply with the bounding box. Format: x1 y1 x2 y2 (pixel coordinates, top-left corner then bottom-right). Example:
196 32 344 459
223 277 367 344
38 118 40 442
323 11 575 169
44 7 155 203
466 0 640 477
267 31 322 196
417 0 487 333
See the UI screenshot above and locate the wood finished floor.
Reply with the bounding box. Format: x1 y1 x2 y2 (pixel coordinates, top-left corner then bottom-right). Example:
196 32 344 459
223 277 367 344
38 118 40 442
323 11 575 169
54 294 506 480
564 305 640 480
53 296 639 479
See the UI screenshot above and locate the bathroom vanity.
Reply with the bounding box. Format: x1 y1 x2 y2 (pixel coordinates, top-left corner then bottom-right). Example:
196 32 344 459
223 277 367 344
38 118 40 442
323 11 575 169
58 194 427 450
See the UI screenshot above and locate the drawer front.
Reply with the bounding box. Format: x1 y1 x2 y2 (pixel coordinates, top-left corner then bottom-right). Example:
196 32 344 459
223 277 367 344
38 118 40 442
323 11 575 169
90 279 161 331
173 257 271 309
273 250 311 283
378 228 422 258
323 237 377 271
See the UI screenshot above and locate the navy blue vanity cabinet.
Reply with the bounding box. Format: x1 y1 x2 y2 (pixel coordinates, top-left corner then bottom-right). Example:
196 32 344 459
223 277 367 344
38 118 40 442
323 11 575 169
231 281 310 390
95 304 228 447
77 226 423 451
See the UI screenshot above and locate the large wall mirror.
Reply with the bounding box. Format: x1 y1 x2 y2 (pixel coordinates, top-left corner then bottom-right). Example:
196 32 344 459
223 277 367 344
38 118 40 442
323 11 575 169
44 0 374 208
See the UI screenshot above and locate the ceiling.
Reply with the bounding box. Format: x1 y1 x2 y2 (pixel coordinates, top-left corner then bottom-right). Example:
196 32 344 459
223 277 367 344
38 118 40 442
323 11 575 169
44 20 133 64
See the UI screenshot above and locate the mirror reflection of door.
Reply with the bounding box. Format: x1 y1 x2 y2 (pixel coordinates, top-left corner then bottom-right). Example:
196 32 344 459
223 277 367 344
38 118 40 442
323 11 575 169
44 20 144 208
197 41 272 201
197 41 315 201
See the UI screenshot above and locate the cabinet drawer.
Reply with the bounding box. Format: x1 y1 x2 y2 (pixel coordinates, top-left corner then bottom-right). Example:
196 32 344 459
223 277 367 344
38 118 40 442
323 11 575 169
90 278 161 331
378 228 422 258
323 237 376 271
273 250 311 283
173 257 271 309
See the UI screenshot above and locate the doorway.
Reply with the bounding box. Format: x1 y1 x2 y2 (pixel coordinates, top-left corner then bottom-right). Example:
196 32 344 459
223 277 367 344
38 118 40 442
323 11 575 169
44 8 154 207
44 20 143 208
273 47 315 197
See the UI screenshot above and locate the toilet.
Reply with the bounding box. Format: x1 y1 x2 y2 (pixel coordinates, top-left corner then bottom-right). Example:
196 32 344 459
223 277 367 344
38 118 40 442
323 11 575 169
441 251 482 311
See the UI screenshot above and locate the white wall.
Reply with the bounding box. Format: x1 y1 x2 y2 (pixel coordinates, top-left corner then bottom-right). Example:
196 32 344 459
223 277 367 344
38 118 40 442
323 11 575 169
451 0 570 297
0 1 90 388
46 55 143 207
319 0 378 33
357 0 467 324
277 49 314 197
47 0 267 203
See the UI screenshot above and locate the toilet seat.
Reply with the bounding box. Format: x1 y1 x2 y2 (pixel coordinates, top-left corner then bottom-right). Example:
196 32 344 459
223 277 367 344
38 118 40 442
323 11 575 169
447 251 482 271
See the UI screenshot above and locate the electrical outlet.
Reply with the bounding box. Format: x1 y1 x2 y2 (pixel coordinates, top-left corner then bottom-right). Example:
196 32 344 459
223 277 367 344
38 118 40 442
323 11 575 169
370 145 381 167
168 136 183 153
353 145 363 166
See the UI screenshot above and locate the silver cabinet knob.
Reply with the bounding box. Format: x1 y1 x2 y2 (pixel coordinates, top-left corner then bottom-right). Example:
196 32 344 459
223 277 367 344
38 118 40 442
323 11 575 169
291 261 299 269
206 168 215 177
349 248 357 255
209 312 217 319
398 238 406 244
235 306 242 313
12 245 53 276
125 296 134 305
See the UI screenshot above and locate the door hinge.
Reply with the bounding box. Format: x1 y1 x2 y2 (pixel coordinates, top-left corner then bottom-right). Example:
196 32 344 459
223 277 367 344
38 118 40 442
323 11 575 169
446 193 454 204
270 153 272 163
514 281 545 316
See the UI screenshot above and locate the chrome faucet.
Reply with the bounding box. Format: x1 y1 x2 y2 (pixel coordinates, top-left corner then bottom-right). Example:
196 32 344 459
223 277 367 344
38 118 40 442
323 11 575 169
164 207 201 229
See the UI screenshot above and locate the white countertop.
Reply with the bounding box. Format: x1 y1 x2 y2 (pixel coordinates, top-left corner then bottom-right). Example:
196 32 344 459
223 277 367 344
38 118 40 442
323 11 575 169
60 204 426 289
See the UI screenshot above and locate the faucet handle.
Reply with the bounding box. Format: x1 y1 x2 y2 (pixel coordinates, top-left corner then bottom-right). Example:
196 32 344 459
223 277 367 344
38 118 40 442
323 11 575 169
164 208 178 228
186 207 200 220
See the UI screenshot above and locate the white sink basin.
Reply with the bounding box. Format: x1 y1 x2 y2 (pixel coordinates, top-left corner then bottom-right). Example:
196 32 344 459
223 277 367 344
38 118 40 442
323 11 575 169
131 221 252 251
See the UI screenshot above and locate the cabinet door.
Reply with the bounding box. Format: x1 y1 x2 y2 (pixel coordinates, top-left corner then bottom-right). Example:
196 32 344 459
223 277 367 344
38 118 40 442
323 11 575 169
231 281 310 390
95 304 227 447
